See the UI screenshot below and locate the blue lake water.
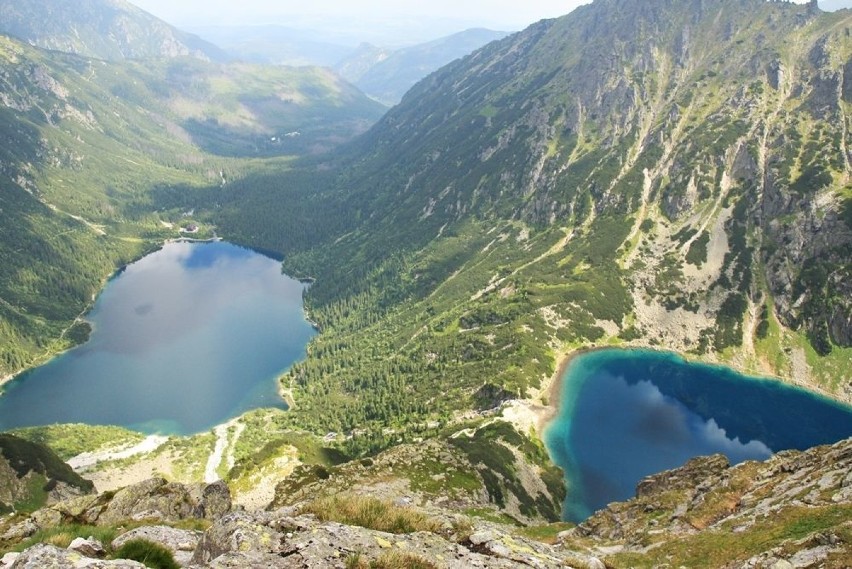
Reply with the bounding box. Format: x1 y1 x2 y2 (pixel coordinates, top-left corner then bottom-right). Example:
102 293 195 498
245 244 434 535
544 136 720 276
544 349 852 522
0 241 315 435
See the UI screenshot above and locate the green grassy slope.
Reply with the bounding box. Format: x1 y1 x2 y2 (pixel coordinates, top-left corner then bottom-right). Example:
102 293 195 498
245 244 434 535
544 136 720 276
0 34 384 379
191 0 852 454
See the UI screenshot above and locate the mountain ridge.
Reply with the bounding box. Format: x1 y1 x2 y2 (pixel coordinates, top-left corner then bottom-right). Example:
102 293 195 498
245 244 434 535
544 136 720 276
0 31 383 380
335 28 511 106
0 0 228 62
1 434 850 567
185 0 852 454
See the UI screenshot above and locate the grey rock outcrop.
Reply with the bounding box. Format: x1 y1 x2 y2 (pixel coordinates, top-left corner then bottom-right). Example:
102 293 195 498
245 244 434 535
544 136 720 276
191 511 284 565
635 454 730 498
7 543 145 568
189 512 599 569
1 478 232 539
97 478 199 525
571 437 852 553
193 480 231 520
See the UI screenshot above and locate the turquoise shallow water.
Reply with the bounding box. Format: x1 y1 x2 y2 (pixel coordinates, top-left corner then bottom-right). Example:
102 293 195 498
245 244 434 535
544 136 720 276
544 349 852 522
0 241 316 435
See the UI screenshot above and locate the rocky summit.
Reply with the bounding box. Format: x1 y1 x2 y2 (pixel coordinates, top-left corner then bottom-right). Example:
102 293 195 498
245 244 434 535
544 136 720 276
0 437 849 568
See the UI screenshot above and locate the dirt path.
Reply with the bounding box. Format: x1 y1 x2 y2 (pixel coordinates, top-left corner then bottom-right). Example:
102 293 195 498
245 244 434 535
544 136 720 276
224 422 245 473
45 203 107 236
204 419 246 483
205 424 230 483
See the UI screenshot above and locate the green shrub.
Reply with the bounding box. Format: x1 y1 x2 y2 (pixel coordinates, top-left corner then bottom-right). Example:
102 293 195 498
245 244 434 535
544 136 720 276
111 539 179 569
686 231 710 266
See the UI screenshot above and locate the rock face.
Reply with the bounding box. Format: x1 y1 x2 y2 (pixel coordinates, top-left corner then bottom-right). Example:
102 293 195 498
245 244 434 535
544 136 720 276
276 0 852 418
2 439 851 568
5 543 145 568
190 510 596 569
567 437 852 567
0 477 231 542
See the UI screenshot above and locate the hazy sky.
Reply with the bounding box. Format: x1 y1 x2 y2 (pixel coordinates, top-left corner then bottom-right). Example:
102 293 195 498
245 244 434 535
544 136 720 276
129 0 817 46
130 0 592 32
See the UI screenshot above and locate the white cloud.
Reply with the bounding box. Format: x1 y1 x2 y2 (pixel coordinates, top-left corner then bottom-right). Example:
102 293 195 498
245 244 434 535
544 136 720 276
697 418 773 461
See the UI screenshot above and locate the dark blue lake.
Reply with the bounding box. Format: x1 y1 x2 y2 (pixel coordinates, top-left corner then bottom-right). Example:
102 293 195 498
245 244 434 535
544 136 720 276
0 241 315 435
544 349 852 522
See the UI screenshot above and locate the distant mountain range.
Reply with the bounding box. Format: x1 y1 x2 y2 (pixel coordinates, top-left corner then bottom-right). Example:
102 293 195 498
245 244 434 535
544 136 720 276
183 24 354 67
334 28 511 105
0 0 227 61
189 25 509 106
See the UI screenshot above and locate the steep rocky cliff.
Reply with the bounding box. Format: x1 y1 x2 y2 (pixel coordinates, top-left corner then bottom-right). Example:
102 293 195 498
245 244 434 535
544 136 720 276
0 435 93 515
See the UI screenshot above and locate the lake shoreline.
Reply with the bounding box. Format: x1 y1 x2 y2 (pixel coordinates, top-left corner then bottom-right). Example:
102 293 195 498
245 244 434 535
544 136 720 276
538 345 852 521
537 346 613 438
0 235 313 399
535 342 848 443
164 236 222 245
0 240 315 433
0 236 168 395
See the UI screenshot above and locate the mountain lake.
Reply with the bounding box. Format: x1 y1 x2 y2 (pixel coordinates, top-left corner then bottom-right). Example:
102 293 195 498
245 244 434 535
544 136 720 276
0 241 315 435
544 348 852 521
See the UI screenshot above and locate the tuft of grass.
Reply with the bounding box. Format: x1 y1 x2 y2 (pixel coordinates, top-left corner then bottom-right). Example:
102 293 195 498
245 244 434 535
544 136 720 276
111 539 179 569
371 551 439 569
346 550 438 569
346 551 367 569
43 531 76 548
301 494 442 535
609 505 852 568
10 524 120 554
515 522 576 544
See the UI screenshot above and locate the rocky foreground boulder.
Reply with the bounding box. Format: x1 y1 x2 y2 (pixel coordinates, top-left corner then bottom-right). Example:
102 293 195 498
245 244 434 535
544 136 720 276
1 437 850 568
1 478 230 543
565 437 852 568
